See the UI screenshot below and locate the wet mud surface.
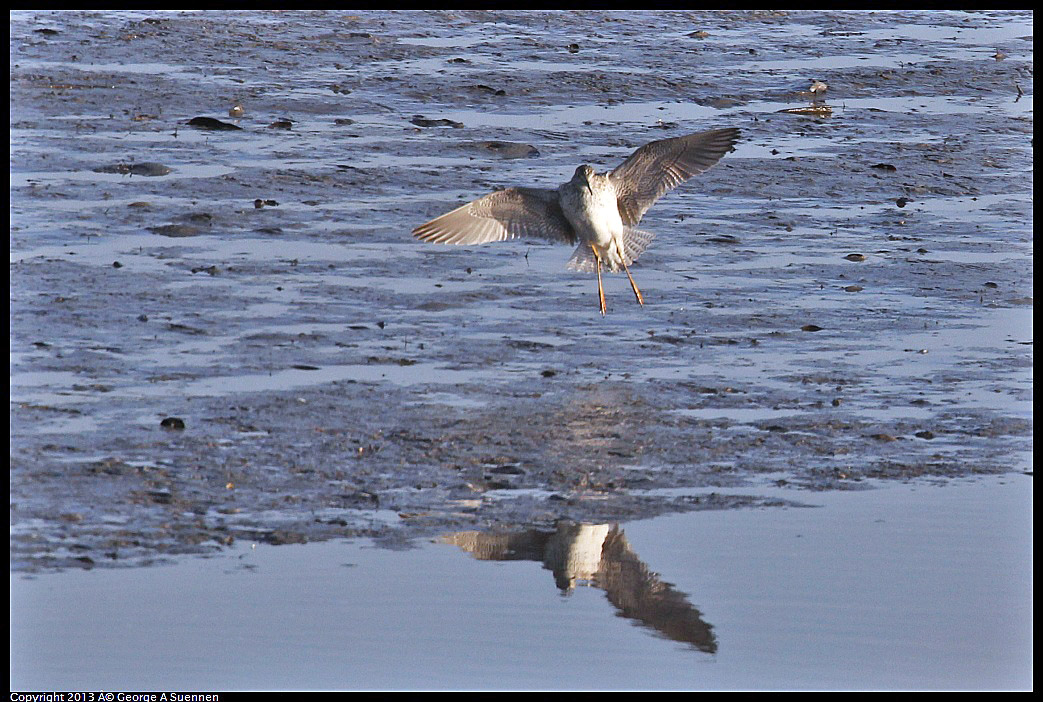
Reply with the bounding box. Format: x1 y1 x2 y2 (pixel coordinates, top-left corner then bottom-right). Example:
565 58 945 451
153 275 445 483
10 11 1032 571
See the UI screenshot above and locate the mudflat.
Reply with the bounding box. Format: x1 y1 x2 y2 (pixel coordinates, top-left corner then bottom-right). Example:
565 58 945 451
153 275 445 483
10 11 1032 571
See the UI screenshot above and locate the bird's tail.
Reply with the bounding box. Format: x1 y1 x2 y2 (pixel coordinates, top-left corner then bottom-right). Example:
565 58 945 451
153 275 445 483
565 227 656 273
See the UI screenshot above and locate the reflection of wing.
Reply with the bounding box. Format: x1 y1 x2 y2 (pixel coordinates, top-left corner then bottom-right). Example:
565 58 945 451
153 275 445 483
443 522 717 654
598 526 717 653
610 127 740 227
413 187 577 245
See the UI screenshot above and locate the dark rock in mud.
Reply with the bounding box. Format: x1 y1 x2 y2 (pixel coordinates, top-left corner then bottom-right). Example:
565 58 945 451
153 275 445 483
93 162 172 176
411 115 464 128
464 140 541 159
466 84 507 96
187 116 243 130
778 105 833 117
180 212 213 224
149 224 203 237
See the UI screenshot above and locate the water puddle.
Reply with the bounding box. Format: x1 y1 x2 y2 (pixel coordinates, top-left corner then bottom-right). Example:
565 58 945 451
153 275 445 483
10 475 1031 690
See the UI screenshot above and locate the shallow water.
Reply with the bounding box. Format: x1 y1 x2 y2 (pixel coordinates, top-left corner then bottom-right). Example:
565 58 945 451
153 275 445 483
11 475 1032 690
9 9 1033 690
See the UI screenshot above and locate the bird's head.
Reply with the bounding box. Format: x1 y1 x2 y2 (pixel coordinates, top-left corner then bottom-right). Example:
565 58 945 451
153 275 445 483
574 165 596 195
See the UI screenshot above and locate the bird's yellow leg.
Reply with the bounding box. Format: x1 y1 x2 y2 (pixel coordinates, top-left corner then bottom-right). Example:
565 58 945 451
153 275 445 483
622 260 644 306
591 244 607 315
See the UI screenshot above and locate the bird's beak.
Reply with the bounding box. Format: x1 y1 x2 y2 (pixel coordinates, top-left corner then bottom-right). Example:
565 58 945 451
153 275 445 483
583 172 593 196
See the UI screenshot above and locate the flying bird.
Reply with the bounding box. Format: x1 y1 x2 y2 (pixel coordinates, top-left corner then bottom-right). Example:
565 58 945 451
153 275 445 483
413 127 740 314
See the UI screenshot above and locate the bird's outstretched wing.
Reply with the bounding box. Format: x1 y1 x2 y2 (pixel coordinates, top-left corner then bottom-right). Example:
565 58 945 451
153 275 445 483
413 186 576 246
609 128 740 227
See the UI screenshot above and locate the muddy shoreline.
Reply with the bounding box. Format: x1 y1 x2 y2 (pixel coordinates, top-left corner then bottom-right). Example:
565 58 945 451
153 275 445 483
10 10 1032 571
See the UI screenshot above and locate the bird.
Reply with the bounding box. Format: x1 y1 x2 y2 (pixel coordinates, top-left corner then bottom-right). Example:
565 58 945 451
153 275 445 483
413 127 740 315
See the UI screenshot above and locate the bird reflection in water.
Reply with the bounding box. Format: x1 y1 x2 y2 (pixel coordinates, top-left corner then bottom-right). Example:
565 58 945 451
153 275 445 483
441 521 716 653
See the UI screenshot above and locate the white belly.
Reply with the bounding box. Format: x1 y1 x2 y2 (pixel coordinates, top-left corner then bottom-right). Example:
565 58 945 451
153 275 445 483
560 179 627 270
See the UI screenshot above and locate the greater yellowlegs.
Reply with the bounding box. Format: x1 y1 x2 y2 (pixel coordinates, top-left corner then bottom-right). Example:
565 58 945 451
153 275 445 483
413 127 740 314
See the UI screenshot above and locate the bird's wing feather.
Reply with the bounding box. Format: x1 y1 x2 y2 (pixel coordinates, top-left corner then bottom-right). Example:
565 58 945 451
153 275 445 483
609 128 740 227
413 187 576 245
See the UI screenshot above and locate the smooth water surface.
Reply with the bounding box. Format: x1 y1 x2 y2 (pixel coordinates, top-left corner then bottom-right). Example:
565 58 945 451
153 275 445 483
11 476 1032 691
